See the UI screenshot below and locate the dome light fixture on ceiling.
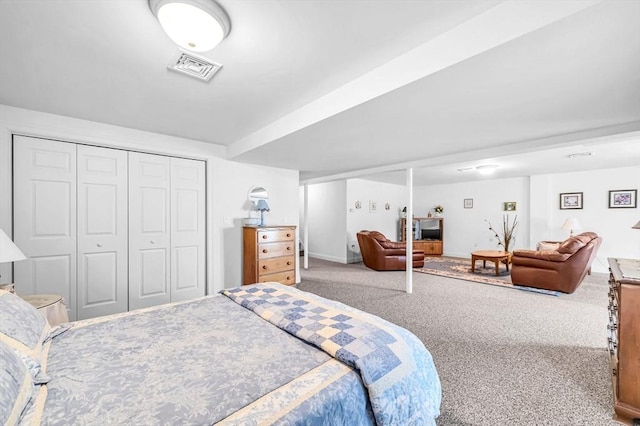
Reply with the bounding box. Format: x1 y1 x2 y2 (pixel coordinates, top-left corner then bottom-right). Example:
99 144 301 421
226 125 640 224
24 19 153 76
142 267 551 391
476 164 499 175
149 0 231 52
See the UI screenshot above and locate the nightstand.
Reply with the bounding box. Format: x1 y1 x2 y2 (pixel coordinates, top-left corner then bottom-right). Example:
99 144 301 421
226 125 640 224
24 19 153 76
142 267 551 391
21 294 69 326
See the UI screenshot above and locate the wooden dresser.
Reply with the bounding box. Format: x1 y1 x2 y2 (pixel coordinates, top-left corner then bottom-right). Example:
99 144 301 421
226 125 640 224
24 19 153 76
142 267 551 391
607 257 640 425
243 226 296 285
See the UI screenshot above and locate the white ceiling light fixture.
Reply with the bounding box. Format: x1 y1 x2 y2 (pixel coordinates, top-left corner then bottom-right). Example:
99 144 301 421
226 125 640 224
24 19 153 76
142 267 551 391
149 0 231 52
476 165 499 175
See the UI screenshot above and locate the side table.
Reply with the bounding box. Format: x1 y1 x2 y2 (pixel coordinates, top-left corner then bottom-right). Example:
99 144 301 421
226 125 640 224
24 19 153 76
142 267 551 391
21 294 69 326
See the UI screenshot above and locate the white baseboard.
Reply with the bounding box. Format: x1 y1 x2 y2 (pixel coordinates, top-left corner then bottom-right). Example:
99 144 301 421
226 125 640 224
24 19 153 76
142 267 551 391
308 252 348 264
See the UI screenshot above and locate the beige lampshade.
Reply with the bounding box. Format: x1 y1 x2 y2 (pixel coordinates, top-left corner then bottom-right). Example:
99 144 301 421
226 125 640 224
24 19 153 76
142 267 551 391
561 218 582 234
633 220 640 229
0 229 26 263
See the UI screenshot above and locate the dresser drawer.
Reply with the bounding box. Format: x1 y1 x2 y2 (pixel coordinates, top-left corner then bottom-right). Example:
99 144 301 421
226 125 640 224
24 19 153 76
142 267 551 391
259 256 295 275
258 229 295 243
258 241 295 259
259 270 295 285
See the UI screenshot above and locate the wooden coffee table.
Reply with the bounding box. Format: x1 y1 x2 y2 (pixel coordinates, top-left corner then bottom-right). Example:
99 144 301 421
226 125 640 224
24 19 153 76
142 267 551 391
471 250 512 276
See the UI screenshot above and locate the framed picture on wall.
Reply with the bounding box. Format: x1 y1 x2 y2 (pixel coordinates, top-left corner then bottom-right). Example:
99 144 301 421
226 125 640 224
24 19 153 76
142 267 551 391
464 198 473 209
608 189 637 208
503 201 516 211
369 200 377 212
560 192 583 210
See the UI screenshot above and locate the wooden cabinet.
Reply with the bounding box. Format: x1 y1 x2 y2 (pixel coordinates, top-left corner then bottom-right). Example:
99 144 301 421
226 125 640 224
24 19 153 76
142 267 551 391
607 258 640 425
243 226 296 285
400 217 444 256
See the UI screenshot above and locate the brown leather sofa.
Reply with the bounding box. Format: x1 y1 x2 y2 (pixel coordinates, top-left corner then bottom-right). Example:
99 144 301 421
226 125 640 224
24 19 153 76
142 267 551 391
510 232 602 293
357 230 425 271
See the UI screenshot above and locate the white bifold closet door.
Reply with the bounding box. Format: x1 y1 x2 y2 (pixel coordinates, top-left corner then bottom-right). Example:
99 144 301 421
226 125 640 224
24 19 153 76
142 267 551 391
13 136 206 321
13 136 78 317
170 158 206 302
128 152 172 310
127 153 206 310
76 145 129 320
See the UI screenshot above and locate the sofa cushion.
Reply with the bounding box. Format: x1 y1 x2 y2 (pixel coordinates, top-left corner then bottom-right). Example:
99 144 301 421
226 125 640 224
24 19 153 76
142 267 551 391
574 232 598 244
369 232 388 243
379 240 405 250
558 237 586 254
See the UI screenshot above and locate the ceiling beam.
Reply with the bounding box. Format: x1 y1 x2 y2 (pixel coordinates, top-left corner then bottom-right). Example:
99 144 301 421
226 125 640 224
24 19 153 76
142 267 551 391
298 122 640 185
227 0 601 161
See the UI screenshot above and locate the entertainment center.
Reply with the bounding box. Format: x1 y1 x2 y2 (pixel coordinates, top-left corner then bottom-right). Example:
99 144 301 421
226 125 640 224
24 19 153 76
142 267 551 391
400 217 444 256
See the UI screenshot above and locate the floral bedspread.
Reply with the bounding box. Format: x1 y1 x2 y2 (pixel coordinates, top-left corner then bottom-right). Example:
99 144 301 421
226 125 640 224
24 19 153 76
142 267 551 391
222 283 442 426
24 295 375 425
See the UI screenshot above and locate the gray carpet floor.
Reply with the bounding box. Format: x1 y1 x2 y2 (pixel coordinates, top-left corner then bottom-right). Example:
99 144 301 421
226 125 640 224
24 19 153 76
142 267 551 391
297 258 616 426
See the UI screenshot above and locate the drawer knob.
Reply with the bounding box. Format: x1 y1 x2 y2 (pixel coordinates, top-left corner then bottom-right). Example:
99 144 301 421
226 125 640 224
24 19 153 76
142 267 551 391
286 261 291 266
286 233 291 237
262 235 267 239
286 276 291 280
286 246 291 251
262 265 267 270
96 243 103 248
262 249 268 253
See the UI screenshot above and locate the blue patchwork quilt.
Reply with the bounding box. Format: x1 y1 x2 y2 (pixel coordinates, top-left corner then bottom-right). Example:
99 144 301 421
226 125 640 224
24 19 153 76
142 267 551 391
222 283 442 426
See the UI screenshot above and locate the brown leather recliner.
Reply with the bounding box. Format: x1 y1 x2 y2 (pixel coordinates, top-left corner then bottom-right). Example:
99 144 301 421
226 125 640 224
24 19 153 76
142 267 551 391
510 232 602 294
357 230 425 271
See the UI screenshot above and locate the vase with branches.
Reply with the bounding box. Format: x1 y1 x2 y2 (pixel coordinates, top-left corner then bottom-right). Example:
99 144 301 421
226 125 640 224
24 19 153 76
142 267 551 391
485 214 518 253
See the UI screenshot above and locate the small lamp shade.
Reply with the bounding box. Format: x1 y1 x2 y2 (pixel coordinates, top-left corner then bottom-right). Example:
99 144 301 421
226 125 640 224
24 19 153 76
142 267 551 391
561 218 582 236
255 199 270 212
255 199 270 226
632 220 640 229
0 229 26 263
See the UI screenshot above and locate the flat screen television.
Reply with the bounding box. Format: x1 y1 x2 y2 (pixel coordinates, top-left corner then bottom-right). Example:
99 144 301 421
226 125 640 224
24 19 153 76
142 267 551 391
421 229 441 240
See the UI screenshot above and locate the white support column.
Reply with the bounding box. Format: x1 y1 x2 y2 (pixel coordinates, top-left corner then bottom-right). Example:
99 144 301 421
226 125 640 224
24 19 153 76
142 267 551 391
406 168 413 293
303 184 309 269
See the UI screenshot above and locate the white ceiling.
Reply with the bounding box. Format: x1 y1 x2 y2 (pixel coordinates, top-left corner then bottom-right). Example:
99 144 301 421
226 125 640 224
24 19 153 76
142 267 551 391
1 0 639 186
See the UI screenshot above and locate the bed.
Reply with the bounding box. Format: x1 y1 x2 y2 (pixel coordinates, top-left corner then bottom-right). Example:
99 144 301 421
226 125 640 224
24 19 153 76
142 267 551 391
1 283 441 425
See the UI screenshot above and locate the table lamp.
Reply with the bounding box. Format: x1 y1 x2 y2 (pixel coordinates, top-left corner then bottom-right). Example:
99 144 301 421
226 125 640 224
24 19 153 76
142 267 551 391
633 220 640 229
561 218 582 237
255 199 270 226
0 229 26 283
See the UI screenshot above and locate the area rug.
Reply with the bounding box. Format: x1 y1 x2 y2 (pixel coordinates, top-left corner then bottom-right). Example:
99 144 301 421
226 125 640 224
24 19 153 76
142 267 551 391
416 256 562 296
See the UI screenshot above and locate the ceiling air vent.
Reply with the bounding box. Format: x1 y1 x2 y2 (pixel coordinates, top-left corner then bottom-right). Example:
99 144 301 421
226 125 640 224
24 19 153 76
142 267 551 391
168 50 222 82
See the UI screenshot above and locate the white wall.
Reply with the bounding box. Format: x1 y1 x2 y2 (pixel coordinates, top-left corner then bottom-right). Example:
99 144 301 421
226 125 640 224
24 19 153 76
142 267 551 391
414 177 530 258
346 179 407 262
213 160 299 287
0 105 300 293
536 166 640 272
301 178 407 264
303 165 639 275
306 181 347 263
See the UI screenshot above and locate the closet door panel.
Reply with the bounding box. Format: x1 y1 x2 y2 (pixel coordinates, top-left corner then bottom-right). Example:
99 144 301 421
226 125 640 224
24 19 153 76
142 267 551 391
129 152 171 310
77 145 128 320
170 158 205 301
13 136 78 319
